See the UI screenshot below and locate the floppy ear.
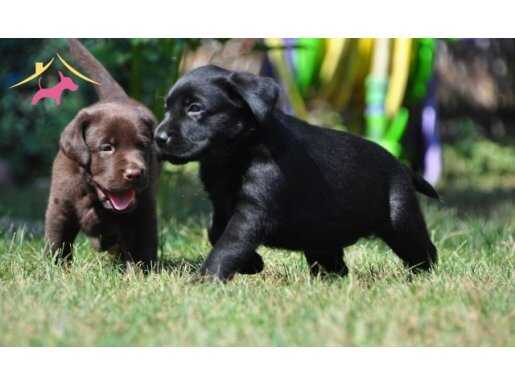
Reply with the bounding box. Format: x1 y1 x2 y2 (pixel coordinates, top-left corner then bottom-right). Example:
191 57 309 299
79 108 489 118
135 105 157 134
228 72 279 124
59 109 90 167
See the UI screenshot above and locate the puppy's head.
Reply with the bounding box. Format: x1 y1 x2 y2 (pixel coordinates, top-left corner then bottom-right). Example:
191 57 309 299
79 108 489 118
60 101 156 213
154 65 279 164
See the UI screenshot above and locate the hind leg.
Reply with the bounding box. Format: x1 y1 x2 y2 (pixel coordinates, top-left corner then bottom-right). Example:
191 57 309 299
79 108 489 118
381 231 437 272
381 185 437 272
304 248 348 277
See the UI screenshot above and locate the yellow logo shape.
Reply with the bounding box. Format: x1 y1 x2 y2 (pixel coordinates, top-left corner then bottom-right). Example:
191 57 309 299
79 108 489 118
56 53 100 86
9 53 100 89
9 58 54 88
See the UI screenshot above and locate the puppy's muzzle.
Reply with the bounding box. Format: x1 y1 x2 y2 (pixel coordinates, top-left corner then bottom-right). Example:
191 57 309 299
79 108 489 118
154 118 172 148
155 130 171 149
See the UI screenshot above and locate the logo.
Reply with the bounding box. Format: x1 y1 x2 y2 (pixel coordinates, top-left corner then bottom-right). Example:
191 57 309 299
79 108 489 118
10 53 100 106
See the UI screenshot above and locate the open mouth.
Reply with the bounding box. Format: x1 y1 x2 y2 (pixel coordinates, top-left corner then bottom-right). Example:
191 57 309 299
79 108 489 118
94 185 137 213
105 189 136 212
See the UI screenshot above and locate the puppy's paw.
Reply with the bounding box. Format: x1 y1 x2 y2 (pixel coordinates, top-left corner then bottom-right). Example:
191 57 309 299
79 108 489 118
237 253 264 275
199 262 235 283
193 272 232 284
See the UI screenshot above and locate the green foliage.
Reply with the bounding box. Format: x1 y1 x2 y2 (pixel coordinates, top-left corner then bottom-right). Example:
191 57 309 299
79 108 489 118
443 119 515 179
0 39 84 181
447 138 515 178
84 38 195 117
0 38 193 182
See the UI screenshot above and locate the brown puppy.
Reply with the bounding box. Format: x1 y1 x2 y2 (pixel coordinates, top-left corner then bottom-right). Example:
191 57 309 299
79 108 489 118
44 39 159 270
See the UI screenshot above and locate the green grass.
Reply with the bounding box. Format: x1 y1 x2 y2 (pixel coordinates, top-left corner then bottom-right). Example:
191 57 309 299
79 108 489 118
0 141 514 346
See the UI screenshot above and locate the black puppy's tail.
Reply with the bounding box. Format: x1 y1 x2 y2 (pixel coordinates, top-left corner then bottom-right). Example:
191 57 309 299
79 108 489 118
411 171 440 200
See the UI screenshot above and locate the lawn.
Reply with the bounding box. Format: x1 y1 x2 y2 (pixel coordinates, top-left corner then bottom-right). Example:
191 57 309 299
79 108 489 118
0 139 513 346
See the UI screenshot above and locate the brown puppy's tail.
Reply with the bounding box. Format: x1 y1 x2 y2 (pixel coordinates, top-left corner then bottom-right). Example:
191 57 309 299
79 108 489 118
67 39 128 101
411 172 440 200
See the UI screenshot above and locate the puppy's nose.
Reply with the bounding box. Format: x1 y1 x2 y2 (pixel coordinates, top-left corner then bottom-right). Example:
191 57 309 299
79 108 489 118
124 167 144 182
155 130 170 148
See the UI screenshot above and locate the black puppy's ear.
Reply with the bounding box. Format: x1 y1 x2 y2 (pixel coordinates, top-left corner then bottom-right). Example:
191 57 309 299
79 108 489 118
59 109 90 167
228 72 279 124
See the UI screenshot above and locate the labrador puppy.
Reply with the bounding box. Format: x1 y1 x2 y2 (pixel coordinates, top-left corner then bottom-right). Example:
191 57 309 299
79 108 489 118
154 65 438 281
44 39 159 270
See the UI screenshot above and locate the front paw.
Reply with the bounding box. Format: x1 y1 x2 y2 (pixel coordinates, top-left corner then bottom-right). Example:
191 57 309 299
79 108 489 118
237 253 264 275
200 261 235 282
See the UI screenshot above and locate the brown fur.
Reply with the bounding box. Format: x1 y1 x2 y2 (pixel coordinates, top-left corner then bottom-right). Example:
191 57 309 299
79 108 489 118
44 40 159 270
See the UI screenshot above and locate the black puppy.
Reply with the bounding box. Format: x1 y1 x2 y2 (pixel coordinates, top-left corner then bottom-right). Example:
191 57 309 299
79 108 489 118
155 65 439 281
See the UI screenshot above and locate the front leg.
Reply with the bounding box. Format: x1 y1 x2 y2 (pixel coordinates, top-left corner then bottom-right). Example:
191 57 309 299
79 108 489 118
209 208 264 275
202 207 264 281
122 197 158 272
44 205 79 264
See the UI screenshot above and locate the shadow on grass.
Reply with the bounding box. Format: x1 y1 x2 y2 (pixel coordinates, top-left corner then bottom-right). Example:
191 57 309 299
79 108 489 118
439 185 515 221
0 183 48 236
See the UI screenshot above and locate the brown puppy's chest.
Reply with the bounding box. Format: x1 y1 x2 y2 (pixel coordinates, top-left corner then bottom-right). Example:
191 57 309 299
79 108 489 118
77 190 134 252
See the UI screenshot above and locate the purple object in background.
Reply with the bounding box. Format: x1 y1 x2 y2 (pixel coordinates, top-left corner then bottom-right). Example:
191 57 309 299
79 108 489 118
421 75 442 186
283 38 296 74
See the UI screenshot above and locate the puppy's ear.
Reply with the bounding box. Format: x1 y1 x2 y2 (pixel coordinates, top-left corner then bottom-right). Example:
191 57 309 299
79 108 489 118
135 105 157 134
59 109 90 167
228 72 279 124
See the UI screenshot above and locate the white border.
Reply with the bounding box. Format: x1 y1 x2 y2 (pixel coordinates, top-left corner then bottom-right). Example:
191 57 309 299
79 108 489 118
1 347 513 384
1 0 515 37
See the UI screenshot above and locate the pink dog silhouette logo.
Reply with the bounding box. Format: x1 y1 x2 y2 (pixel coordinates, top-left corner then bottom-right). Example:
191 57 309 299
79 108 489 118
10 53 99 107
31 71 79 106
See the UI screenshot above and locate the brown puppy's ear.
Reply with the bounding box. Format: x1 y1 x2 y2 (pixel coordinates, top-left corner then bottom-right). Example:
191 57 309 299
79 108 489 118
135 105 157 134
141 115 157 135
59 110 90 167
228 72 279 124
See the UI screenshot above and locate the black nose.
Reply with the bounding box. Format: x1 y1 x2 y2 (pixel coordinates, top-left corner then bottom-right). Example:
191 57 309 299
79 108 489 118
155 130 170 148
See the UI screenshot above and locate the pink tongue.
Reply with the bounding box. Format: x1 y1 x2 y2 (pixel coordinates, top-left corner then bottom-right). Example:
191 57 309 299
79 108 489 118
107 189 135 211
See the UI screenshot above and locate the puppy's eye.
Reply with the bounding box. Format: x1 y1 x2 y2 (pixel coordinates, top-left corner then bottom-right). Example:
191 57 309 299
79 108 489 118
186 103 204 117
99 143 115 154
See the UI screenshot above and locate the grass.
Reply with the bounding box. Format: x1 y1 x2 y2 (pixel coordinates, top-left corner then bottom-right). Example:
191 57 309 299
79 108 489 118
0 140 514 346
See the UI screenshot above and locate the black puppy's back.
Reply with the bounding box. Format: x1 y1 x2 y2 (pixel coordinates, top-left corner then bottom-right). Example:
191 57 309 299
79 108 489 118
249 112 419 250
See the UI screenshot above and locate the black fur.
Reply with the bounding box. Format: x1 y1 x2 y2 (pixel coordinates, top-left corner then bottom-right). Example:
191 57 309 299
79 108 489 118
155 65 438 281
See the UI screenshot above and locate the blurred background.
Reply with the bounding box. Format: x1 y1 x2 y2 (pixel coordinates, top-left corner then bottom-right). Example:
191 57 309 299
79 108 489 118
0 38 514 233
